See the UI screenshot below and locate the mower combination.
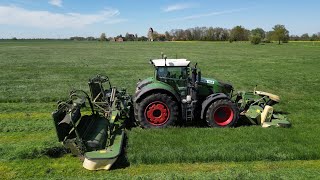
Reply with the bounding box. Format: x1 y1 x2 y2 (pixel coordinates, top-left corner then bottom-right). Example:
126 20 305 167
52 55 290 170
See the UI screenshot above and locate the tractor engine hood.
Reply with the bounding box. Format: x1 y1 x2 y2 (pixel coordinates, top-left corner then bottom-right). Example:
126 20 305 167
200 77 217 85
201 77 233 94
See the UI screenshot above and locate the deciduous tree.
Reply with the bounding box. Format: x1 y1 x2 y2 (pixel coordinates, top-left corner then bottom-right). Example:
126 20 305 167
229 26 249 41
272 25 289 44
100 33 107 41
300 33 310 41
251 28 265 39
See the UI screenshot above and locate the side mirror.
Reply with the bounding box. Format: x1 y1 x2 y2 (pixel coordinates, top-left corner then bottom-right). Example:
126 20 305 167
197 70 201 82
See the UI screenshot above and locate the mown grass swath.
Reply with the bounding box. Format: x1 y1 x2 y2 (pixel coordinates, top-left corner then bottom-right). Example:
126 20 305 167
0 41 320 178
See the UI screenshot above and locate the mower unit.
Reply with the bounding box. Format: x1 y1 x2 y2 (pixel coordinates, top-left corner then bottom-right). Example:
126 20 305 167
235 91 291 128
52 75 132 170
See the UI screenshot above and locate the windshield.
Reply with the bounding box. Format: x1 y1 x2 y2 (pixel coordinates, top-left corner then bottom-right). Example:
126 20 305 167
157 67 187 80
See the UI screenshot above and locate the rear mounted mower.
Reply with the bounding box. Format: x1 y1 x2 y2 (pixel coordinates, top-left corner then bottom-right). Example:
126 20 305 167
52 75 132 170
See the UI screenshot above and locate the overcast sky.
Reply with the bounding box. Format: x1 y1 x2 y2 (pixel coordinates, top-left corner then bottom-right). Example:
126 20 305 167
0 0 319 38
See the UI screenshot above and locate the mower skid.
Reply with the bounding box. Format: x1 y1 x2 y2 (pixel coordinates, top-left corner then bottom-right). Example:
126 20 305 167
83 155 118 170
262 120 291 128
83 130 124 170
262 113 291 128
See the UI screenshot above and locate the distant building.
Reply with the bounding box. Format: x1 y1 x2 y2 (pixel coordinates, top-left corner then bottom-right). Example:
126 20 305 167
148 27 154 41
127 34 135 39
116 37 123 42
125 33 135 41
108 37 115 42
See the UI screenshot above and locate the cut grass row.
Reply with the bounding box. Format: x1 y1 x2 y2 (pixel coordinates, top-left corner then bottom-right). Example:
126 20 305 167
1 158 320 179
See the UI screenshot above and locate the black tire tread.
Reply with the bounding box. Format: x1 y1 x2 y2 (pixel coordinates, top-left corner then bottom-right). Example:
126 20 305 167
205 99 239 128
135 93 179 128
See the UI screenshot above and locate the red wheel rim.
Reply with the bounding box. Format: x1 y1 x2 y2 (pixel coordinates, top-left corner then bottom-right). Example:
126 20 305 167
144 101 170 126
213 106 234 126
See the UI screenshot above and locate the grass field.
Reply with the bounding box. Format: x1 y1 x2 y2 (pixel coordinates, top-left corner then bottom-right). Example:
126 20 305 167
1 41 320 179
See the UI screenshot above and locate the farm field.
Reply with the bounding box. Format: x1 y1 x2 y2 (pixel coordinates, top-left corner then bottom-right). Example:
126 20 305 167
0 40 320 179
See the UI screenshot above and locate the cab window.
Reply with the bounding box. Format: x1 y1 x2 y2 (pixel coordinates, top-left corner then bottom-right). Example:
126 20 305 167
157 67 187 80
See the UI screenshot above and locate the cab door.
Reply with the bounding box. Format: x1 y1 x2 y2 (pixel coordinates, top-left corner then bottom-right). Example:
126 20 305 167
157 67 188 96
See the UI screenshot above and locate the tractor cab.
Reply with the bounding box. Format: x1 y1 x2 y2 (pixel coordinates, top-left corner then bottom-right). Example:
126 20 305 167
151 59 190 80
150 59 191 96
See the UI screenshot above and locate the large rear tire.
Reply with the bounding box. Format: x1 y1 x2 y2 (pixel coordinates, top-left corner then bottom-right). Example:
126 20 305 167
135 93 178 128
206 99 239 127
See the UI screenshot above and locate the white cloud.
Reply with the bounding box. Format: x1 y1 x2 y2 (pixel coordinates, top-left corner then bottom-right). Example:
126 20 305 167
167 8 248 22
0 5 126 29
163 3 195 12
104 18 127 24
49 0 62 7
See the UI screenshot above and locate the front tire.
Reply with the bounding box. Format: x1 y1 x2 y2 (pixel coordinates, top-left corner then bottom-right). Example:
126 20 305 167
135 93 178 128
206 99 239 127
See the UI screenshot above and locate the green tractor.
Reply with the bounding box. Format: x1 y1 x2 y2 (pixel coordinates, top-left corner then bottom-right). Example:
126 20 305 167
134 55 290 128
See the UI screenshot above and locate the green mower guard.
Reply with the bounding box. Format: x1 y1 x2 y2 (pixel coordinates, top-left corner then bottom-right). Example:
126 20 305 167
236 90 291 128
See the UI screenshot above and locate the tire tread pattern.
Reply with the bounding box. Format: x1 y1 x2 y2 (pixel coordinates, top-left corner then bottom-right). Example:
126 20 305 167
205 99 239 128
134 93 179 128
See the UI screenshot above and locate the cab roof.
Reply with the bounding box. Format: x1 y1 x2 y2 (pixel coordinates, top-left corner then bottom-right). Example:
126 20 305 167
151 59 190 67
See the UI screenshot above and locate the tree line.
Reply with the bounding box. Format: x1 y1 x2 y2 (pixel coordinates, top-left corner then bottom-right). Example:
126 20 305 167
162 25 320 44
163 25 291 44
3 24 320 44
97 25 291 44
96 24 320 44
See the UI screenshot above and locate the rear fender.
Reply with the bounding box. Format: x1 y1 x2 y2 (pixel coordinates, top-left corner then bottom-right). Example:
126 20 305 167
134 83 181 103
200 93 230 119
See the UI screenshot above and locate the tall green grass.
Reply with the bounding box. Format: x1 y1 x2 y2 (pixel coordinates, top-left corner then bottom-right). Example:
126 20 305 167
127 127 320 164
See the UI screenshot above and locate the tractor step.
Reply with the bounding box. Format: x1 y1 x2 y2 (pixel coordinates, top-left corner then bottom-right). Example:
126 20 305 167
186 104 193 122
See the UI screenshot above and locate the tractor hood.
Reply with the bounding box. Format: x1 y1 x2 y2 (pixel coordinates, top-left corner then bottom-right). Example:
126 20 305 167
200 77 233 94
201 77 217 86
